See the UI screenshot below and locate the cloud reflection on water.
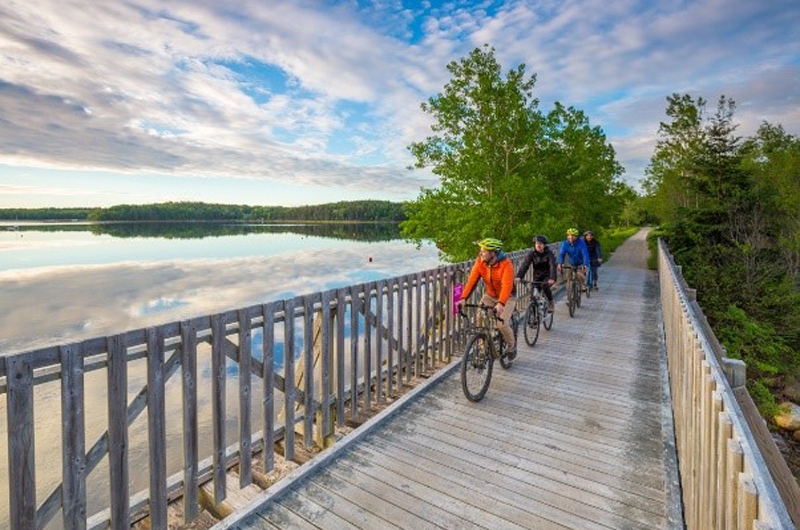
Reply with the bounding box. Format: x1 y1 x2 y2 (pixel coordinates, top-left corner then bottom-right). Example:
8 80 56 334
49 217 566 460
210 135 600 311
0 240 439 354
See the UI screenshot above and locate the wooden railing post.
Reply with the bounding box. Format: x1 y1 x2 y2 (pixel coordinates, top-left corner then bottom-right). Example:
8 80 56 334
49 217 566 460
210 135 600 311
146 326 168 530
237 310 252 487
180 320 199 523
7 353 36 530
106 333 130 529
262 302 277 473
210 314 227 503
60 343 87 530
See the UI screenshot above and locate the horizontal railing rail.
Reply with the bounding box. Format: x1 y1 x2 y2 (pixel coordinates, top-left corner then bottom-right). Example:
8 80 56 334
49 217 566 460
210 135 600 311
1 244 555 530
659 238 797 529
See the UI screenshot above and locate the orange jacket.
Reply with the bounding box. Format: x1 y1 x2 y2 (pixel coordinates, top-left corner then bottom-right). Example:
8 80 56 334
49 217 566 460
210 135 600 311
461 255 515 304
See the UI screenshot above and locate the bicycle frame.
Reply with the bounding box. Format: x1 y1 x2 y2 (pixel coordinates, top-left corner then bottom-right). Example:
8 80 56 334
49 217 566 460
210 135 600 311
458 304 503 358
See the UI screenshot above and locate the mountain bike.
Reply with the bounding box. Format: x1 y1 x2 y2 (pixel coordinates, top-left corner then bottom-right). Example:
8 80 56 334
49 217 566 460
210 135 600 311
520 280 554 347
458 303 519 402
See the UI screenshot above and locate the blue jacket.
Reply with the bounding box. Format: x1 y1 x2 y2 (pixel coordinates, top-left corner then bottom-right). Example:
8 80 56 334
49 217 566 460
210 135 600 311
558 238 590 267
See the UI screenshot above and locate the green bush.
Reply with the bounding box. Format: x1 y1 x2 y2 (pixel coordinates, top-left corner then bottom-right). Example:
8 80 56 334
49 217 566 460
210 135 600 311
646 228 666 270
598 227 639 260
748 379 780 420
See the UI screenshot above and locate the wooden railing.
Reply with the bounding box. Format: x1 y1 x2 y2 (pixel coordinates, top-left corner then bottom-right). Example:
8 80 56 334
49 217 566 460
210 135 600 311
1 245 547 530
659 239 797 529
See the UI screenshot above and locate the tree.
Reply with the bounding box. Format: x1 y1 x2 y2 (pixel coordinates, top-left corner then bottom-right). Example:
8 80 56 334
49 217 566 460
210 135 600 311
644 93 800 418
402 45 625 261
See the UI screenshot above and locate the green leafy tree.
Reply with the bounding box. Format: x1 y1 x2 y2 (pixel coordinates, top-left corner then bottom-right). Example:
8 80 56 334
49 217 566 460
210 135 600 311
402 45 625 261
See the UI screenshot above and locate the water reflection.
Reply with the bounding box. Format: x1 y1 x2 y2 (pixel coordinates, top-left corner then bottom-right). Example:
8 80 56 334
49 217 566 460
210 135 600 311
18 221 402 241
0 223 440 529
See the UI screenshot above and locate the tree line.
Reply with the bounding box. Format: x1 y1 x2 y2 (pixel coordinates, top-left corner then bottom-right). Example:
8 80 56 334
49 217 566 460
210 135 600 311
641 93 799 420
0 200 406 222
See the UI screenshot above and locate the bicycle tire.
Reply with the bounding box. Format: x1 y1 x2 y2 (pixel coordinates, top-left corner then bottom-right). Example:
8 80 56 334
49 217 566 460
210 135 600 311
576 277 582 308
523 302 540 347
585 269 592 299
568 281 576 318
543 301 554 330
461 333 493 401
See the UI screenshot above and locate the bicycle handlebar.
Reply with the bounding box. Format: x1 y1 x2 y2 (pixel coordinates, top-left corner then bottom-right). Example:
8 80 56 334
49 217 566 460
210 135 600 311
458 303 505 324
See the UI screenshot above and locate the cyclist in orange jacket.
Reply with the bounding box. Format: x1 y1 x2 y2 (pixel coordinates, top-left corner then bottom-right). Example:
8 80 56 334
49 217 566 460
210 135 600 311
456 238 517 359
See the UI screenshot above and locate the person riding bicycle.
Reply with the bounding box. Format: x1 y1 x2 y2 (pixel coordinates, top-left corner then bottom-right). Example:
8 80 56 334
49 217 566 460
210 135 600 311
515 235 557 312
558 228 589 295
584 230 602 290
456 238 517 359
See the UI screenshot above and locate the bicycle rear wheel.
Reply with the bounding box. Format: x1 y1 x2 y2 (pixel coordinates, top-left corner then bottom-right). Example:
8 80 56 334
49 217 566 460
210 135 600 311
523 302 540 347
585 269 592 299
461 333 493 401
576 277 583 307
543 301 554 330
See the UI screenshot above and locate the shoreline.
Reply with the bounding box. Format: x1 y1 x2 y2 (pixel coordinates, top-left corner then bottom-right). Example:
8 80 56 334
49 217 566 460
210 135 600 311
0 219 402 226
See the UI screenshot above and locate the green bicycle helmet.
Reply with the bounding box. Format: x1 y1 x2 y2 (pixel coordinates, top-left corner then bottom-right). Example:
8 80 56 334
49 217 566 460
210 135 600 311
566 228 579 236
476 237 503 251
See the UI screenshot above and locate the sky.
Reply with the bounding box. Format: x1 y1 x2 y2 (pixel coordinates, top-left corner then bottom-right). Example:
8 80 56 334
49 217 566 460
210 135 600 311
1 0 798 208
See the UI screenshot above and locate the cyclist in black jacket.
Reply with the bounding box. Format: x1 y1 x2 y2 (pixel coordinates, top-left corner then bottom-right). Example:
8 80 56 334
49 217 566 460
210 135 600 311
515 235 557 312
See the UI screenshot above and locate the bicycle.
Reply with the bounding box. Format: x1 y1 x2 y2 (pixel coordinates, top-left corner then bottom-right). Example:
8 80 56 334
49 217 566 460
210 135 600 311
458 303 519 402
520 280 554 347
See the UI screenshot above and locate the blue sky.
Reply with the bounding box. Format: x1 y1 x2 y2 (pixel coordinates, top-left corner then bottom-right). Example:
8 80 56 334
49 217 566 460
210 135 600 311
1 0 798 207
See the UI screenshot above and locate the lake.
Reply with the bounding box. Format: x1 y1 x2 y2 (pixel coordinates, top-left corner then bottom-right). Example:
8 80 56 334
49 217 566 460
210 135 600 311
0 221 441 528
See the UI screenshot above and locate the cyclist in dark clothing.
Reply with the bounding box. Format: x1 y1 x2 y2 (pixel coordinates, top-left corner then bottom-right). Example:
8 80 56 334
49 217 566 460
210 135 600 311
515 235 557 311
584 230 602 290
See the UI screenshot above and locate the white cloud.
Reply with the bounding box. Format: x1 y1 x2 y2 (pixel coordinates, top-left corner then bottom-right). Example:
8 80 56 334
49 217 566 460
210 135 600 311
0 0 798 194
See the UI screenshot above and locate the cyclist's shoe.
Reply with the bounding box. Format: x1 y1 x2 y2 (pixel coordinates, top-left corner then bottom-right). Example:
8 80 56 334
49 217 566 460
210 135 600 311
547 300 555 312
506 346 517 360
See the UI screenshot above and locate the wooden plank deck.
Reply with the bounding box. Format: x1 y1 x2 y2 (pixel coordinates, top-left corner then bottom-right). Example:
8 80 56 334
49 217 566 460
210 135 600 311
229 230 683 530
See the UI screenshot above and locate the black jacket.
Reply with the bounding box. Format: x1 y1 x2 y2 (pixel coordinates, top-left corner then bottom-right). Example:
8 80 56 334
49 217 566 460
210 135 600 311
516 248 557 281
585 238 601 263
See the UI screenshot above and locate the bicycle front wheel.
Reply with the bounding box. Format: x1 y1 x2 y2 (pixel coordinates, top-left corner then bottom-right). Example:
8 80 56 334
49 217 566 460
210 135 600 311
524 303 540 347
569 281 576 317
461 333 493 402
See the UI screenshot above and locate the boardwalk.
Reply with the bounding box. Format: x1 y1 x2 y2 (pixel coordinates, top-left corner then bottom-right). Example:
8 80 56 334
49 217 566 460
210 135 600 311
227 230 683 530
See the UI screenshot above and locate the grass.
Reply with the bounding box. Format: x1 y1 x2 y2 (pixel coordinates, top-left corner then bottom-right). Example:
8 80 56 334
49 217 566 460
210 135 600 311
599 227 640 260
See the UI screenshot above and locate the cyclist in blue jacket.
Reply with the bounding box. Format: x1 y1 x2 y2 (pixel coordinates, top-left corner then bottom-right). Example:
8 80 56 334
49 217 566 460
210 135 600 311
558 228 589 293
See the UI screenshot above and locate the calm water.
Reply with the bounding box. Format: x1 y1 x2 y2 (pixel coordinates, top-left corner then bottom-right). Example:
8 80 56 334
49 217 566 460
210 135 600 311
0 222 440 528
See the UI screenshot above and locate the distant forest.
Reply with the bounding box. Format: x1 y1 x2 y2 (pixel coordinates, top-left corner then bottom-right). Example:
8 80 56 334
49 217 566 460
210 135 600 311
18 221 401 241
0 200 407 222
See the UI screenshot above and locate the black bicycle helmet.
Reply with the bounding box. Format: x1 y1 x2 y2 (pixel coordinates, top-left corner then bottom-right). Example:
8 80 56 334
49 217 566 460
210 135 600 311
584 230 594 236
533 235 548 244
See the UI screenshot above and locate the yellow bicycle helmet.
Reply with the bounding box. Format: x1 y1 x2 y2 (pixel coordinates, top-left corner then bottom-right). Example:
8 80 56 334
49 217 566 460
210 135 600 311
476 237 503 251
566 228 579 236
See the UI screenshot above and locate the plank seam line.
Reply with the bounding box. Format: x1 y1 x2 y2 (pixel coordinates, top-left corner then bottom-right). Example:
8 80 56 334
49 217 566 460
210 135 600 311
210 360 462 530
